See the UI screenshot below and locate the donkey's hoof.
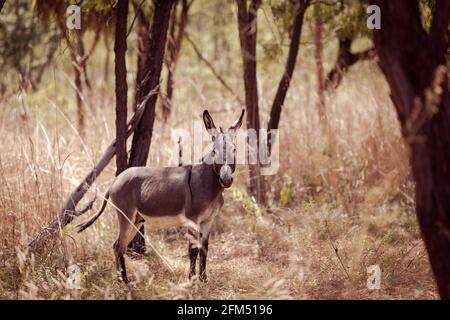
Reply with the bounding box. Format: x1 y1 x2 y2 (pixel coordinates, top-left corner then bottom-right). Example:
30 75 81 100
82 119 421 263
199 274 208 283
118 274 130 284
118 278 129 284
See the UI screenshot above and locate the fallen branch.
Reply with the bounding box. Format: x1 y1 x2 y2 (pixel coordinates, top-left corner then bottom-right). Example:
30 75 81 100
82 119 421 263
27 88 157 254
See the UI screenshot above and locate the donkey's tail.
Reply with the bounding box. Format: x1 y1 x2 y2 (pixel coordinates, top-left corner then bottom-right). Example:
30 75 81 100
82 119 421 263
77 190 110 233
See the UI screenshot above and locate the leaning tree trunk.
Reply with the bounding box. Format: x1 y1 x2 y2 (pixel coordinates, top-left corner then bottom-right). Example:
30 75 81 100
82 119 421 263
267 0 309 154
28 93 152 254
129 0 174 167
114 0 129 175
236 0 266 205
370 0 450 298
128 0 175 253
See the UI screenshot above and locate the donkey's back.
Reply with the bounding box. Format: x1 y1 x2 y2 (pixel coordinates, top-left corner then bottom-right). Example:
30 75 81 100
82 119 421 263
109 166 191 218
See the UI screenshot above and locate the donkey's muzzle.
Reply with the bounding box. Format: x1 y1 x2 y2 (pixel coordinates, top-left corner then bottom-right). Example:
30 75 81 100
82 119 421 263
219 165 233 188
219 176 233 188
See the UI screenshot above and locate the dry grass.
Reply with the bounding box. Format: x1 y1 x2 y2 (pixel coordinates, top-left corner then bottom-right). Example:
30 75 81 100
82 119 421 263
0 60 438 300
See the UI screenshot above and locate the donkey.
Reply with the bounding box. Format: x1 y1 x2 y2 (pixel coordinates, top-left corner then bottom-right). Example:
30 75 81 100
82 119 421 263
77 109 245 283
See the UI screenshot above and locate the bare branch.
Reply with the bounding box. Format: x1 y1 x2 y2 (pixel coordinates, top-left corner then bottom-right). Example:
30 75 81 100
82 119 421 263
127 0 147 38
185 33 244 105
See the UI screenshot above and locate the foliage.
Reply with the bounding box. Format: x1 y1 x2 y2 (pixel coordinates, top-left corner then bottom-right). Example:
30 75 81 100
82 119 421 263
0 0 57 92
311 0 370 41
419 0 435 32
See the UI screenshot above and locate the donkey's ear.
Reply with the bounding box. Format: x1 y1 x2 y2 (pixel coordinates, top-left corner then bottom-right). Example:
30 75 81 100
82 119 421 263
229 109 245 131
203 110 217 132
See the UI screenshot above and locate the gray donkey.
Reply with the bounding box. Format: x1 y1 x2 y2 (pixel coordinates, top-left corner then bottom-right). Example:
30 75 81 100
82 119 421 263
78 109 245 283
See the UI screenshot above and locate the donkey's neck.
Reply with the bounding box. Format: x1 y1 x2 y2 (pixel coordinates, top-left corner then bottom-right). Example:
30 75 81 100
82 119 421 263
192 153 223 199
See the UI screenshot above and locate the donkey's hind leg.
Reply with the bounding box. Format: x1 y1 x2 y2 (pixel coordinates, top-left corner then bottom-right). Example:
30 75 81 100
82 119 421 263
113 208 142 283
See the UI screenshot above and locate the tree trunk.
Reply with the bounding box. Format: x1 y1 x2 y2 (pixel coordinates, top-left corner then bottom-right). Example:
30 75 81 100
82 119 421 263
163 0 191 122
267 0 309 154
75 29 86 136
133 1 150 112
314 12 326 129
128 0 175 252
371 0 450 298
236 0 266 205
104 36 111 82
164 0 179 120
114 0 129 175
314 9 336 155
129 0 174 167
73 60 84 136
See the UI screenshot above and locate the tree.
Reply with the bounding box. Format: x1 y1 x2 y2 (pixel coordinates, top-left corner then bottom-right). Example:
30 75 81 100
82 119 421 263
163 0 193 122
370 0 450 298
132 1 150 112
236 0 267 205
267 0 309 154
129 0 175 167
114 0 129 175
128 0 175 253
0 1 60 94
314 1 376 92
36 0 107 135
314 5 327 134
56 14 102 136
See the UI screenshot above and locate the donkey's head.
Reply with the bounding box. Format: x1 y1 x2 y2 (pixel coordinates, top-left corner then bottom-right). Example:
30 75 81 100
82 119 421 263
203 109 245 188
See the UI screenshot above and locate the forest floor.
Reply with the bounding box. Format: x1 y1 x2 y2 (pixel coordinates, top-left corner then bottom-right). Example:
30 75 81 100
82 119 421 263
0 190 437 299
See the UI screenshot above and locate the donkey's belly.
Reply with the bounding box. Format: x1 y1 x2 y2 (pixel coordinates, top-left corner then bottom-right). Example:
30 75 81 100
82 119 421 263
141 210 213 230
144 214 184 229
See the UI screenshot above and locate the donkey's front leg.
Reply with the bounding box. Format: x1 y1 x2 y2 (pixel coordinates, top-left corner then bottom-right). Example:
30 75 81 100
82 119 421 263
187 229 199 279
199 231 209 283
